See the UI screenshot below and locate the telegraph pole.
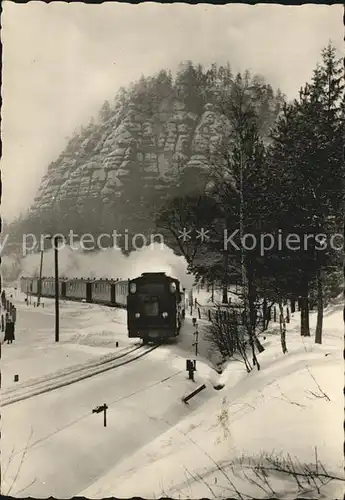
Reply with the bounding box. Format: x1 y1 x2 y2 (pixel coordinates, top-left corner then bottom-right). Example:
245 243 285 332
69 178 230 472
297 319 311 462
37 250 44 307
53 235 60 342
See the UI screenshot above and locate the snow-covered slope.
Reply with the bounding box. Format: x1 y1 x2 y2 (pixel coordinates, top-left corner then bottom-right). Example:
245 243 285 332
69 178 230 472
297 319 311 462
81 303 344 499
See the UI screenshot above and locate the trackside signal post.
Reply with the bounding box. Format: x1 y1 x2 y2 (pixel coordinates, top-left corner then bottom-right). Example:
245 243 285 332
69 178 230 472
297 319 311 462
93 403 108 427
186 359 196 381
192 317 199 357
186 317 199 381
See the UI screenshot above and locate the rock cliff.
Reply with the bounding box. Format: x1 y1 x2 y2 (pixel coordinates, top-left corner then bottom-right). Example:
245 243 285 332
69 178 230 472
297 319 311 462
15 63 284 251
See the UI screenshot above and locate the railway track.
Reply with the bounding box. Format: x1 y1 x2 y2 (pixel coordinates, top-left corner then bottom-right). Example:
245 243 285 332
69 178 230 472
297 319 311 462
1 344 159 407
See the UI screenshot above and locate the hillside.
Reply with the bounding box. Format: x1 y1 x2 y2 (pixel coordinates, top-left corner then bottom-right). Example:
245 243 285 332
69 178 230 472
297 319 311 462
6 63 284 255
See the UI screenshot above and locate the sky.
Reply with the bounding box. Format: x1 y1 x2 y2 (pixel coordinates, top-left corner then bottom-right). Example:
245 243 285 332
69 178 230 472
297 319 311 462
1 1 343 222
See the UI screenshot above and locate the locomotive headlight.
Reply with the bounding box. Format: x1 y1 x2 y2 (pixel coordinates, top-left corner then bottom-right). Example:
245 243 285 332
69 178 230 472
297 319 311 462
162 312 168 318
130 283 136 293
135 312 140 318
169 282 176 293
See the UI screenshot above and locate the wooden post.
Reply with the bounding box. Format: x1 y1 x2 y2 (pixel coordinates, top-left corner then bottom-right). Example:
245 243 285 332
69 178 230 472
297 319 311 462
186 359 195 381
182 384 206 404
103 404 107 427
37 250 44 306
193 324 199 357
54 236 60 342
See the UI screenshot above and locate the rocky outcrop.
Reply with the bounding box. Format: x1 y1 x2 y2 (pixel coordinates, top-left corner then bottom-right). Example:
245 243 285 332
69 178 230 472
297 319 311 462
31 100 232 222
19 64 283 250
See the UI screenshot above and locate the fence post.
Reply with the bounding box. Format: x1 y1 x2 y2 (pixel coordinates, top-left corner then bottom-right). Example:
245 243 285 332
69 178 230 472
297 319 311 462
273 306 277 322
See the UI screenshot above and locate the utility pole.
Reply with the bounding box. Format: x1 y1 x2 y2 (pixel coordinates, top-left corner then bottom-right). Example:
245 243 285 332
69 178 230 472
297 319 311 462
53 235 60 342
37 250 44 307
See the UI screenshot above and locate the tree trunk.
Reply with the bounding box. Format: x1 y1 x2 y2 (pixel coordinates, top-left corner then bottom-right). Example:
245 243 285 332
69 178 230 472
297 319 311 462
278 301 288 354
247 264 263 371
262 298 267 331
222 285 228 304
300 297 310 336
222 252 229 304
315 268 323 344
265 306 271 330
290 298 296 314
300 276 310 336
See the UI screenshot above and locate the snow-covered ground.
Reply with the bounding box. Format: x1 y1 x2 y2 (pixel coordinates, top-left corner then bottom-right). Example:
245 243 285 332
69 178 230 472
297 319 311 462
1 290 133 390
1 288 344 499
0 288 219 497
79 299 344 500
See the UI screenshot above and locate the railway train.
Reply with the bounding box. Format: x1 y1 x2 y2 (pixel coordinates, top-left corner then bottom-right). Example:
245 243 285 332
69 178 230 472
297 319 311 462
127 272 185 343
20 273 186 342
20 276 129 308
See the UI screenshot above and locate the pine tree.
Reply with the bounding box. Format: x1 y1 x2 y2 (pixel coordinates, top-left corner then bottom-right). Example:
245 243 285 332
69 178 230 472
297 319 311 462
266 43 344 339
99 100 112 123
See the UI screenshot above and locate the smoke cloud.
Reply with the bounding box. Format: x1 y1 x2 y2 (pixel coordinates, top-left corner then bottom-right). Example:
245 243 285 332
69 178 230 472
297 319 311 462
19 243 195 288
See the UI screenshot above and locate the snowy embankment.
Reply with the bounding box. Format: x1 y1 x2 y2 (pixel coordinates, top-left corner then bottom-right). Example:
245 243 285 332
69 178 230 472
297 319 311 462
1 288 131 390
81 301 344 499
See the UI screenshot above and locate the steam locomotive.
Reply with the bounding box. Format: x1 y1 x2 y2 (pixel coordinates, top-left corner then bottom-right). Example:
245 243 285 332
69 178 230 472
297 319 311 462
127 272 185 343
